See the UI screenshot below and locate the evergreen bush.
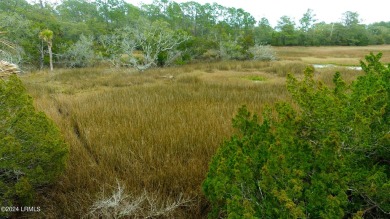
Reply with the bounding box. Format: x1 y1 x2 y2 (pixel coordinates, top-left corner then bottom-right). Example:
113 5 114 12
203 53 389 218
0 75 68 217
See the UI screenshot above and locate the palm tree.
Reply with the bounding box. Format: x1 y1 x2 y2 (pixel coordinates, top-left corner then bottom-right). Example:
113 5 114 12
39 29 54 71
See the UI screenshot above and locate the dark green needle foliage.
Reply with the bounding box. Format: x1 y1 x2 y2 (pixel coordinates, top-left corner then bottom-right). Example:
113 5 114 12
0 75 68 217
203 53 389 218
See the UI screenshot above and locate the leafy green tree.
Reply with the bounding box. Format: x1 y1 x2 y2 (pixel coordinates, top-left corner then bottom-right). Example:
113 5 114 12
0 12 33 64
95 0 128 29
56 0 102 38
254 18 273 45
99 18 190 70
0 31 21 63
275 16 297 46
129 19 190 69
196 3 218 36
298 9 317 45
0 0 30 14
367 22 390 45
180 1 202 36
219 40 245 60
342 11 360 27
203 53 390 218
165 1 184 29
224 7 256 32
57 0 98 23
329 23 344 45
62 34 95 67
299 9 317 32
340 11 369 46
0 75 68 217
367 23 390 44
310 22 333 45
237 30 255 58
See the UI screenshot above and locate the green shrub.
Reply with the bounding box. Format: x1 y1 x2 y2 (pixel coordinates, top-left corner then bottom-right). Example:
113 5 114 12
0 75 68 217
203 53 389 218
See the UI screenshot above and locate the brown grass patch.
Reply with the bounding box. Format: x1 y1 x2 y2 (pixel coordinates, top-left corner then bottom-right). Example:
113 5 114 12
22 65 288 218
275 45 390 63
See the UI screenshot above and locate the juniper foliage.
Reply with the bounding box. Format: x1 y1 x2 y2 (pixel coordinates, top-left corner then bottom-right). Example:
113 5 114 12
0 75 68 217
203 53 390 218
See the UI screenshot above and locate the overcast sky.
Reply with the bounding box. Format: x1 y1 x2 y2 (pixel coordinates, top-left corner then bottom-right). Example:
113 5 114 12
134 0 388 27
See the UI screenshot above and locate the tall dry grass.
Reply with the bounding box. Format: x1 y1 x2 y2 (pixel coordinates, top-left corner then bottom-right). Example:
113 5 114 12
19 46 386 218
275 45 390 64
22 65 289 218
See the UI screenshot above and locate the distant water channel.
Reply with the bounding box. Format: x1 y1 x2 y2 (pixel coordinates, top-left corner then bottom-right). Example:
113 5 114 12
312 64 362 71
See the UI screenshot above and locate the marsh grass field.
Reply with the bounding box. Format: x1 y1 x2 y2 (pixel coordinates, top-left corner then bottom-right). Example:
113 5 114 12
20 46 390 218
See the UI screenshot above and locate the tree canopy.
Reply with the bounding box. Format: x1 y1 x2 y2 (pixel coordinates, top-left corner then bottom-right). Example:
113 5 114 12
1 0 389 69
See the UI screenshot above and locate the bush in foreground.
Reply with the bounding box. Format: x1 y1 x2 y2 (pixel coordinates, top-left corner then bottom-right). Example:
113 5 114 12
203 53 389 218
0 75 68 217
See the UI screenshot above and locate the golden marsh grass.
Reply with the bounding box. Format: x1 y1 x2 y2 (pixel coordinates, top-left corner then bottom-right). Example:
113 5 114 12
19 46 388 218
275 45 390 64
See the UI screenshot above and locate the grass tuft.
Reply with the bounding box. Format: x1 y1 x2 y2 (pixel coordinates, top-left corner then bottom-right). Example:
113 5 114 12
265 61 310 76
243 75 266 81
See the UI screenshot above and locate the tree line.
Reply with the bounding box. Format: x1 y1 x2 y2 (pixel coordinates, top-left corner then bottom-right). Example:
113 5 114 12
1 0 389 69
